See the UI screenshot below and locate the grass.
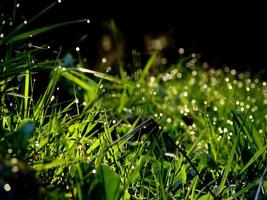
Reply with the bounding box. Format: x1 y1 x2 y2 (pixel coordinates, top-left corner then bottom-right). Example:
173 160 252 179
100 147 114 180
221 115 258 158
1 1 267 199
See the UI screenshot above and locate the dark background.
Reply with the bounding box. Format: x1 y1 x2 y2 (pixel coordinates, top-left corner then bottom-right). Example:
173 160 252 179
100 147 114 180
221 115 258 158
2 0 267 74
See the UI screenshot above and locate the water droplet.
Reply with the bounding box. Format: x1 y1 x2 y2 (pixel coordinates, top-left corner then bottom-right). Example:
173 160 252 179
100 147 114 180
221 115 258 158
12 166 19 172
92 169 96 174
16 3 20 8
58 0 62 3
75 47 80 52
50 95 55 102
164 152 176 159
86 19 90 23
178 48 184 54
176 72 182 78
192 70 197 76
106 66 111 72
230 69 236 75
160 57 167 65
23 20 27 24
0 33 4 38
75 98 79 104
4 184 11 192
102 57 107 63
82 101 87 106
183 91 188 97
112 120 116 124
11 158 18 165
8 149 12 154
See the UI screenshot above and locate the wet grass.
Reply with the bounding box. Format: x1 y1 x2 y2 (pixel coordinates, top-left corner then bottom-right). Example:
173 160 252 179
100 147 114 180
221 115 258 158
1 1 267 200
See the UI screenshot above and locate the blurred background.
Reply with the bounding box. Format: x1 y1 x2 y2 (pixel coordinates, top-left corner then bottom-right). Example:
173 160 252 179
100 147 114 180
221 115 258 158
2 0 267 75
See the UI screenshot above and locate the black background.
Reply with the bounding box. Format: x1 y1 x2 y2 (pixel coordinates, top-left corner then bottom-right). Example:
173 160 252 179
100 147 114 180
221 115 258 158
2 0 267 74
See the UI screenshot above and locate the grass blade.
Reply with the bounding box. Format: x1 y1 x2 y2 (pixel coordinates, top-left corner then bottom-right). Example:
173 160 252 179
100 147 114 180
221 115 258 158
3 19 88 44
138 51 158 83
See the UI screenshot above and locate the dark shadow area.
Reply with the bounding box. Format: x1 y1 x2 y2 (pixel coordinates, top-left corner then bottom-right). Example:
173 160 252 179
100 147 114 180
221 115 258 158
2 1 267 75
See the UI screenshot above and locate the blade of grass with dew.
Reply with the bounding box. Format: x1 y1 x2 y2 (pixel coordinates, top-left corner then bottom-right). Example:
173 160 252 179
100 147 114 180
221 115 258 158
138 51 158 83
239 144 267 175
33 67 61 120
74 67 133 86
0 2 57 46
217 112 248 196
187 132 204 156
3 19 89 45
33 158 70 171
217 132 239 195
24 69 30 118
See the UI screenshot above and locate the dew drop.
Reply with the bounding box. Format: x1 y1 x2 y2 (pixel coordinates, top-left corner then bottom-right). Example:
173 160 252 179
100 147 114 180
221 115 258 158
35 141 40 147
11 158 18 165
102 57 107 63
75 47 80 52
23 20 27 24
106 66 111 72
4 184 11 192
86 19 90 24
12 166 19 173
178 48 185 54
50 95 55 102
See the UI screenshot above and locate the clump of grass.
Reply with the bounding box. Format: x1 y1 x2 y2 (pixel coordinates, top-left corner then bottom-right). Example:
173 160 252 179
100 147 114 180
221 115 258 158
1 1 267 200
101 54 267 199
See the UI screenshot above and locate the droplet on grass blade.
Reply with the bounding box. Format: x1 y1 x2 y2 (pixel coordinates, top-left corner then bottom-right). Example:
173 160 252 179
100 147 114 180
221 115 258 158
50 95 55 102
164 152 176 159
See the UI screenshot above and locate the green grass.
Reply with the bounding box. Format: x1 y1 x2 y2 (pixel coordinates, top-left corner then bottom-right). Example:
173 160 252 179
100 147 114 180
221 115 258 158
1 1 267 199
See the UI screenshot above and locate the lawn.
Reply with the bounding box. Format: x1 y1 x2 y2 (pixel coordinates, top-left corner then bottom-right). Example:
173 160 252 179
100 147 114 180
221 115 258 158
0 1 267 200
